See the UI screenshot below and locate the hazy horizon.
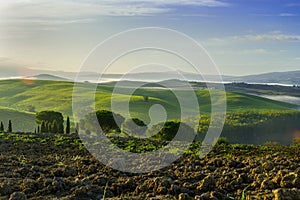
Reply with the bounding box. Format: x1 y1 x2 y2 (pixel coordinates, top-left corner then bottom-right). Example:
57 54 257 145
1 66 300 78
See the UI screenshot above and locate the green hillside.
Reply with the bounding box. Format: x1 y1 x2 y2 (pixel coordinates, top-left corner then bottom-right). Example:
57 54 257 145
0 79 298 130
0 106 36 132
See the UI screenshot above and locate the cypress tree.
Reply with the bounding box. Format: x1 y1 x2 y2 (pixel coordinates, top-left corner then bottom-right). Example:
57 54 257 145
52 120 58 133
44 121 48 133
41 121 45 133
34 128 36 134
0 121 4 132
66 116 70 134
75 122 79 134
37 125 40 133
47 122 51 133
7 120 12 133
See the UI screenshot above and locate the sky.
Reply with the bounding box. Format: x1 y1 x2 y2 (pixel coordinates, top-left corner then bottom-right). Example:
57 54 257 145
0 0 299 76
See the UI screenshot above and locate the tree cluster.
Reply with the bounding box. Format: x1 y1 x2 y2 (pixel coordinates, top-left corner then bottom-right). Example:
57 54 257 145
195 110 300 145
35 111 70 134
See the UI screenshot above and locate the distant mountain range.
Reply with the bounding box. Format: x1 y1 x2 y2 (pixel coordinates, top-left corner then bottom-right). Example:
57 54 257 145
1 67 299 86
28 74 69 81
225 71 300 86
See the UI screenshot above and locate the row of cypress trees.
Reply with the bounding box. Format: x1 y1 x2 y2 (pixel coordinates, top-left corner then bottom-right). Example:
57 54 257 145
0 120 12 133
0 117 70 134
35 116 71 134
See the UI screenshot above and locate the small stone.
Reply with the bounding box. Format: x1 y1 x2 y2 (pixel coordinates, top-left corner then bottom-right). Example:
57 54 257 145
260 179 275 190
280 173 297 188
9 192 27 200
0 183 12 195
178 193 193 200
273 188 299 200
200 192 211 200
262 161 274 171
197 175 216 192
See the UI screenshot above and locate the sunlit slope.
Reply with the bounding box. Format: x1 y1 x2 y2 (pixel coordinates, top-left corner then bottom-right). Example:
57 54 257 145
0 106 35 132
0 79 297 124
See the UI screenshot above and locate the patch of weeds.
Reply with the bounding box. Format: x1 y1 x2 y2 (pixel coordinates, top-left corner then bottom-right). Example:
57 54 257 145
102 182 109 200
168 147 184 155
224 153 233 159
241 184 251 200
18 155 27 164
71 155 82 161
124 140 136 152
54 135 69 146
55 154 65 166
215 137 229 146
258 145 272 151
78 143 86 150
37 137 48 144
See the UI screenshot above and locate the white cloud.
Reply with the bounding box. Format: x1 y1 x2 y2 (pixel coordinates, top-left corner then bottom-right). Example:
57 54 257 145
279 13 297 17
242 48 268 54
212 48 269 56
204 32 300 46
106 0 229 7
251 13 298 17
1 0 229 19
1 1 168 18
240 34 300 42
3 18 95 26
0 0 230 39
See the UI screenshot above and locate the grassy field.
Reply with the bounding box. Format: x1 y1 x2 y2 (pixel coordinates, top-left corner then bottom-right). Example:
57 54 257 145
0 79 298 131
0 106 35 132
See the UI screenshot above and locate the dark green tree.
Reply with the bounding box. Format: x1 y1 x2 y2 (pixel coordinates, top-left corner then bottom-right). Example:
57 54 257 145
51 120 58 133
58 123 64 134
41 121 46 133
147 121 195 141
47 122 51 133
84 110 125 134
36 111 64 133
7 120 12 133
0 121 4 132
37 125 40 133
66 116 70 134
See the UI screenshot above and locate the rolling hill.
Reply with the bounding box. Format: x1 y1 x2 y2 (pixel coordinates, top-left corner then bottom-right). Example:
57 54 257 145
0 79 298 131
0 106 36 132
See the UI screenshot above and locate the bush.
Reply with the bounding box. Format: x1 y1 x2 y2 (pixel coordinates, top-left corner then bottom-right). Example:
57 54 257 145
83 110 125 134
121 118 147 138
215 137 229 146
147 120 195 141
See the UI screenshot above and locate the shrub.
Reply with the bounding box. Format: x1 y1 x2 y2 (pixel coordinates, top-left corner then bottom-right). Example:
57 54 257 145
147 120 195 141
83 110 125 134
215 137 229 146
121 118 147 138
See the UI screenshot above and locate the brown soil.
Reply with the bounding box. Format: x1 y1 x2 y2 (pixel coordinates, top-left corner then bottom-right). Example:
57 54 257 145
0 133 299 200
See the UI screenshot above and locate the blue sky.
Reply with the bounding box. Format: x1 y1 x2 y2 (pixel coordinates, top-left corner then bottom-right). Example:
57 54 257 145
0 0 299 75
